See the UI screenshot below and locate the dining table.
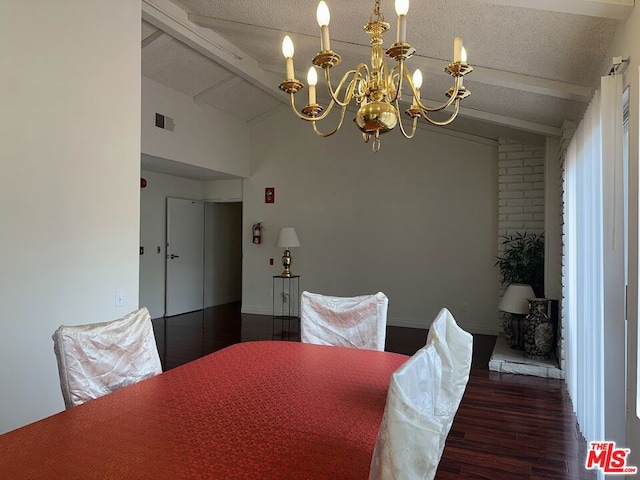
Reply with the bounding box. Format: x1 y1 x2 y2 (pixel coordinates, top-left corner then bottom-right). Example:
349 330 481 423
0 341 409 479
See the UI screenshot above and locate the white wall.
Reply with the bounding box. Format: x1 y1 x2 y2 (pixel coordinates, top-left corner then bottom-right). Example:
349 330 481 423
141 77 251 178
203 179 243 202
0 1 141 433
139 170 203 318
243 109 499 334
600 4 640 465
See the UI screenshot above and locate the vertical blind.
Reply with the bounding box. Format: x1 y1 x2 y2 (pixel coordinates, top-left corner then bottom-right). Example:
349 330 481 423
564 88 605 447
563 73 625 460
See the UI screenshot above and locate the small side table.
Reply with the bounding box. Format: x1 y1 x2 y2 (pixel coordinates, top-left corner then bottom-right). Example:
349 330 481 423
272 275 300 341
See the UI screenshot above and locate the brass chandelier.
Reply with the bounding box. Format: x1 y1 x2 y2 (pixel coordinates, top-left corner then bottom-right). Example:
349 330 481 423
279 0 473 152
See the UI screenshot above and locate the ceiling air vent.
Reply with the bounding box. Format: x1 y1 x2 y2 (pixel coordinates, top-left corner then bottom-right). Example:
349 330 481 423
155 113 175 132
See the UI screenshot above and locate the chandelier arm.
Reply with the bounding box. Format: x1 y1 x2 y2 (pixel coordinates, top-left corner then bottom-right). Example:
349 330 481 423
286 93 318 121
395 99 418 139
287 92 341 123
413 75 460 113
387 64 453 113
323 64 369 107
387 61 405 104
311 104 349 137
421 99 461 126
323 69 352 107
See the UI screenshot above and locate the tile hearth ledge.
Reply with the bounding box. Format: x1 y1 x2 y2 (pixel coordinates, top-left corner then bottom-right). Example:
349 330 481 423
488 333 564 379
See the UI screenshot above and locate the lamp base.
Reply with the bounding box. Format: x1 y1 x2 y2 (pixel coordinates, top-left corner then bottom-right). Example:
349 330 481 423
509 314 526 350
281 249 293 277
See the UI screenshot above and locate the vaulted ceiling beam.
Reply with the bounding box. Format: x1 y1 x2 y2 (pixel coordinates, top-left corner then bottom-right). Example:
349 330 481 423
472 0 633 20
141 29 166 50
458 106 561 137
142 0 283 102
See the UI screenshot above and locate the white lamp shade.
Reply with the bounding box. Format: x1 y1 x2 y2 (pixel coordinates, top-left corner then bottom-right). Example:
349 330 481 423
498 283 535 314
276 227 301 248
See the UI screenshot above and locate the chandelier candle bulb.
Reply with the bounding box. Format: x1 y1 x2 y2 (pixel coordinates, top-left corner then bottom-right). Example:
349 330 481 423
454 37 462 63
459 46 467 86
307 67 318 104
412 69 422 105
317 1 331 51
282 36 295 79
412 69 422 89
395 0 409 43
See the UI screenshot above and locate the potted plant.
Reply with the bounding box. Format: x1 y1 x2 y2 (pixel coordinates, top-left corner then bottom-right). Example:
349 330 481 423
495 231 545 297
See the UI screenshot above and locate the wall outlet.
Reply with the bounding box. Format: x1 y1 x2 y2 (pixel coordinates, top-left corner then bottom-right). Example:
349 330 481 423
267 289 273 299
282 292 289 303
115 289 124 308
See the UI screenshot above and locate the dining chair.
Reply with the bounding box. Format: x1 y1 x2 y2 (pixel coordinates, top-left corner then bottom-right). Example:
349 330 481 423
52 306 162 409
369 307 473 480
300 291 388 351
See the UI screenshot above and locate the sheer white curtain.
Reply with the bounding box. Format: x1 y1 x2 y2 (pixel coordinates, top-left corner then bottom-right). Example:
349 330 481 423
563 74 625 455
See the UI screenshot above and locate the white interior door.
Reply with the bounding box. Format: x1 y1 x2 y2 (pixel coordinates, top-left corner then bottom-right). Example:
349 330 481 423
166 198 204 317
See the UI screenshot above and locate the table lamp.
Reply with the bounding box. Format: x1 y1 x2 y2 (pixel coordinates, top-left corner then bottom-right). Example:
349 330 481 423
498 283 535 349
276 227 301 277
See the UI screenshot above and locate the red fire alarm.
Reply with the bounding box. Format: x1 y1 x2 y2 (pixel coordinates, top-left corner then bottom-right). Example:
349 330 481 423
265 187 275 203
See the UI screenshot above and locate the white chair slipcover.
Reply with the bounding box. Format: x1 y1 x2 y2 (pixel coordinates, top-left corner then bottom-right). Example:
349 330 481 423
426 307 474 456
369 308 473 480
52 307 162 409
300 291 388 351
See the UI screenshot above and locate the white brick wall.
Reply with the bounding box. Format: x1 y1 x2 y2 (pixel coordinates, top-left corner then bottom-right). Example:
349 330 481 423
498 138 545 239
497 138 545 297
558 121 577 372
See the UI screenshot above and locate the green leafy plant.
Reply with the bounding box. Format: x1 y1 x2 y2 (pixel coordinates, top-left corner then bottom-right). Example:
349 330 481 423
495 232 545 297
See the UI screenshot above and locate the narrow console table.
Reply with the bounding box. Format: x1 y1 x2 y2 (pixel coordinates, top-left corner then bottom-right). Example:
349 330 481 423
272 275 300 340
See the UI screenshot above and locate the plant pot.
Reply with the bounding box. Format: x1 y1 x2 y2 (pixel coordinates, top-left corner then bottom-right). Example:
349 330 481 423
523 298 555 360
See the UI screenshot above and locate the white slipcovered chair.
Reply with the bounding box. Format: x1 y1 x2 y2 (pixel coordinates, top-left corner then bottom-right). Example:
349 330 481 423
52 306 162 409
369 308 473 480
300 291 388 351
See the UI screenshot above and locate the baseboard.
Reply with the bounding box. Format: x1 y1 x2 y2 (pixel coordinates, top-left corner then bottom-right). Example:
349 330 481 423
206 297 242 309
242 305 273 316
457 324 500 336
242 306 498 336
388 317 498 335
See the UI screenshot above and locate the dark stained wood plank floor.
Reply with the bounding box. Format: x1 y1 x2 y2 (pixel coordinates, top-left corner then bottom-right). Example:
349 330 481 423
152 301 594 480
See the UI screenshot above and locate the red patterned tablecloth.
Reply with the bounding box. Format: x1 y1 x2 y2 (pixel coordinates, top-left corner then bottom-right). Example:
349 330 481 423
0 341 408 479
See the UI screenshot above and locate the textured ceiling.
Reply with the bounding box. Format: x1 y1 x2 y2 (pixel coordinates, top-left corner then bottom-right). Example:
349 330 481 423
170 0 619 85
142 36 234 97
141 0 632 177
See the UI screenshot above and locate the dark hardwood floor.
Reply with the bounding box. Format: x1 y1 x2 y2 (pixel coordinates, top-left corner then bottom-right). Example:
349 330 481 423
152 301 593 480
